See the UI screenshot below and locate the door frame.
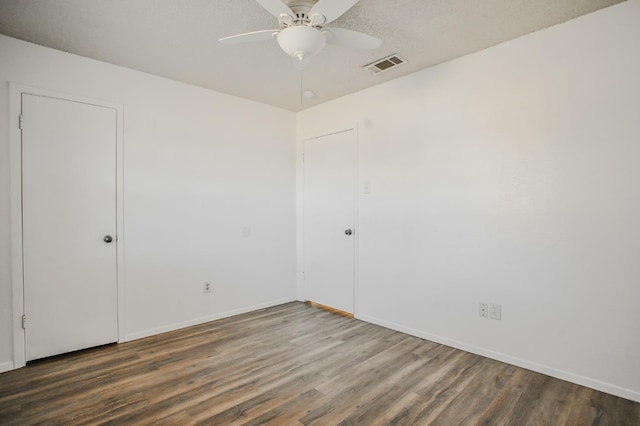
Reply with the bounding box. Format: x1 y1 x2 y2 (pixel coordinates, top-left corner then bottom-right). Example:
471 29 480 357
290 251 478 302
299 126 360 316
9 83 125 369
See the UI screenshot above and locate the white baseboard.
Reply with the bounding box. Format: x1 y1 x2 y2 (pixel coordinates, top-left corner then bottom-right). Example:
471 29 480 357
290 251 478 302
124 297 296 342
0 361 15 373
356 313 640 403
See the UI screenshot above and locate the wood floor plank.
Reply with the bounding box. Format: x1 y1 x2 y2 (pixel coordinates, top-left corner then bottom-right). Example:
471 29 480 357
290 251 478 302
0 301 638 425
384 352 486 425
240 388 324 426
427 358 517 425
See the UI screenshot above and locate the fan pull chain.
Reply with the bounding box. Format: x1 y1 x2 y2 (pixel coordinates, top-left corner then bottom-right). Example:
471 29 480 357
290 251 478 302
300 69 303 105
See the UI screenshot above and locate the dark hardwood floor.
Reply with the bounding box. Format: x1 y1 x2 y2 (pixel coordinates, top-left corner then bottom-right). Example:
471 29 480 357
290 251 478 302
0 302 638 425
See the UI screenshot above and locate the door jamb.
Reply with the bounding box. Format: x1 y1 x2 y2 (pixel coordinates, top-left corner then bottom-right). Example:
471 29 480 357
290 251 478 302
9 83 125 369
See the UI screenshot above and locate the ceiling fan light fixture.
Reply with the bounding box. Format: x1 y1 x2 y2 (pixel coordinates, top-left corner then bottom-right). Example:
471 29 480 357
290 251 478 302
277 25 326 61
220 0 380 69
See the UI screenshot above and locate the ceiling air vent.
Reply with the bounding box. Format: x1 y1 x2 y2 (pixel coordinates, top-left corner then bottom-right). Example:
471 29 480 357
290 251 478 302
363 54 407 75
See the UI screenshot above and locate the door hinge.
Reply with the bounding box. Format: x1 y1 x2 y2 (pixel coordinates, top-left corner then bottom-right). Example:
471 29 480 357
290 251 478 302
19 115 24 130
21 314 26 329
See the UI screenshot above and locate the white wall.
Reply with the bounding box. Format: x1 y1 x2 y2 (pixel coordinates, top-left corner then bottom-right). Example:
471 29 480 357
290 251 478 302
0 35 297 370
297 1 640 402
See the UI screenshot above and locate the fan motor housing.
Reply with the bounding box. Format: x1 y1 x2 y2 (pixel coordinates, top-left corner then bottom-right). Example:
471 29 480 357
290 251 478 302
287 0 319 23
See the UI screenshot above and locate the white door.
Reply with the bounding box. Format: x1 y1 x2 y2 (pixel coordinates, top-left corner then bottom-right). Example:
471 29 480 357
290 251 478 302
21 93 118 361
303 129 355 313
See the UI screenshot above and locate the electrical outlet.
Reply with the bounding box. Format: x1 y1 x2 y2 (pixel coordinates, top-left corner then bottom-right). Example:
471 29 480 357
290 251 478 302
203 282 212 293
479 303 488 318
489 303 501 320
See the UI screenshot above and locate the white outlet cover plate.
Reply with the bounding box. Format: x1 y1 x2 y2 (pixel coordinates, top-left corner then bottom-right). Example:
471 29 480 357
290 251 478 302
489 303 501 320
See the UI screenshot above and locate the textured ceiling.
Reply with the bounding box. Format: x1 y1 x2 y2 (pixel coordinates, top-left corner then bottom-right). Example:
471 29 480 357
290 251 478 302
0 0 623 111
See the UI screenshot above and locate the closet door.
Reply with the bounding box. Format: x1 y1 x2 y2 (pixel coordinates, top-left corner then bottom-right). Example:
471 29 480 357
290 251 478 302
22 93 118 361
303 129 356 314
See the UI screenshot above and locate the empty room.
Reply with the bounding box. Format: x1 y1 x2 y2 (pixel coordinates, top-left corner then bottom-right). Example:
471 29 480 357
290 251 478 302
0 0 639 424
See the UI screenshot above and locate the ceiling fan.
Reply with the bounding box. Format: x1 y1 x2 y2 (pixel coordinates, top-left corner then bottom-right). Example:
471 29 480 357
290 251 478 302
219 0 382 68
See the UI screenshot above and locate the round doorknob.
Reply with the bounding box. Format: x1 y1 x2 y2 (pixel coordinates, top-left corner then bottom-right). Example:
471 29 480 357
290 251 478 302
103 235 113 243
345 229 353 235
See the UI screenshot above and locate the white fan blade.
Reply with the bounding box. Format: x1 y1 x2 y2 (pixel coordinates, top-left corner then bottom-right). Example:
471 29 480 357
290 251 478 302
309 0 360 25
255 0 294 18
324 28 381 49
219 29 279 45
